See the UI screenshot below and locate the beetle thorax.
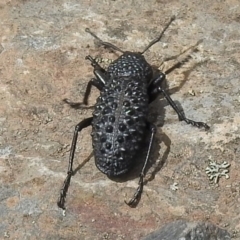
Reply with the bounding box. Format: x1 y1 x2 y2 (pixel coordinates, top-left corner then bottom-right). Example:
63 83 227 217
107 52 153 80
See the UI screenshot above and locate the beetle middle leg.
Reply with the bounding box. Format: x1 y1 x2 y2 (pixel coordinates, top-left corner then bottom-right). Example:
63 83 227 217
148 73 210 130
64 55 108 107
125 122 157 207
58 117 93 210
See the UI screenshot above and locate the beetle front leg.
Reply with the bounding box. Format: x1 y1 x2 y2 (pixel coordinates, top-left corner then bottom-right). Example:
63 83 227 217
83 78 105 105
148 73 210 130
58 117 93 210
63 77 104 108
64 55 108 107
82 55 110 105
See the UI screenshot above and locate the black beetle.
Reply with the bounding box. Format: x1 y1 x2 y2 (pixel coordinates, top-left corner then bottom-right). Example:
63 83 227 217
58 16 209 210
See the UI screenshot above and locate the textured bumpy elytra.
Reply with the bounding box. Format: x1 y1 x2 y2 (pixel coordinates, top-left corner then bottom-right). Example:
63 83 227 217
58 17 210 210
92 53 152 176
93 79 148 175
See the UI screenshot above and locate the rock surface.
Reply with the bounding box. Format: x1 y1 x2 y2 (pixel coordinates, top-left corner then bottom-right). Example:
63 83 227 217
0 0 239 239
142 220 231 240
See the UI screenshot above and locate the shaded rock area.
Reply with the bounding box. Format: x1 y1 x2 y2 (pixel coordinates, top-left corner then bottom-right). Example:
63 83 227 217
142 220 231 240
0 0 240 239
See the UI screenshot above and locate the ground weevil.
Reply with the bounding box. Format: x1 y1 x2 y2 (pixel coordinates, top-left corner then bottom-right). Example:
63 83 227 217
58 16 210 210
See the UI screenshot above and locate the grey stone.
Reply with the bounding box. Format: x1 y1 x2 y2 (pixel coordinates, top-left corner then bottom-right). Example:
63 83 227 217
142 220 231 240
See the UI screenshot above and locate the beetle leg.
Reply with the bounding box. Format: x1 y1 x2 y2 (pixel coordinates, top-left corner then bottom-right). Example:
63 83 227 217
148 73 210 130
58 117 93 210
85 55 106 73
125 122 156 207
83 55 110 105
83 78 105 105
148 72 166 103
86 55 108 85
63 77 104 108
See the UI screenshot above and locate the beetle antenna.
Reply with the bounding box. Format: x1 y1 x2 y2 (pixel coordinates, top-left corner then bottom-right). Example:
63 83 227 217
85 28 124 53
141 16 175 54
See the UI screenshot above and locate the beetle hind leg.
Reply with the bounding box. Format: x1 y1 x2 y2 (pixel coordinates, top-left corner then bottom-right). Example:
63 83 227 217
57 117 93 210
125 122 156 207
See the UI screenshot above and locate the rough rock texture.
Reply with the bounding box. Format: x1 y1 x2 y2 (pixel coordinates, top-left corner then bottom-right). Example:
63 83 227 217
142 220 231 240
0 0 239 239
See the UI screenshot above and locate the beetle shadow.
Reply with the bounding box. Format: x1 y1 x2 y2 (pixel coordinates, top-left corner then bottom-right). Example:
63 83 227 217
165 60 207 96
71 152 94 176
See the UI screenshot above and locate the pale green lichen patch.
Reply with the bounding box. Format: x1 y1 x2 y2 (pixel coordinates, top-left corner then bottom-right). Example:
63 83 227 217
95 57 114 68
205 159 231 184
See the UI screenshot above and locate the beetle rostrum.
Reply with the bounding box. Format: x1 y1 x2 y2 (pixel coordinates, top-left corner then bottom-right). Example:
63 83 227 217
58 16 210 210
